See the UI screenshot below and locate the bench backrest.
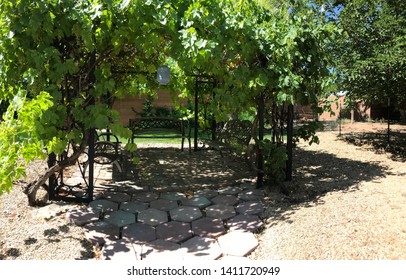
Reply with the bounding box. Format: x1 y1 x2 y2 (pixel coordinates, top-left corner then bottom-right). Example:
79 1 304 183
129 117 187 136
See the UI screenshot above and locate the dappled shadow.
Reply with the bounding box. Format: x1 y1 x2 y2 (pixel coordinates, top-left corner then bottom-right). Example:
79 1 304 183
263 145 387 226
131 147 256 193
341 129 406 162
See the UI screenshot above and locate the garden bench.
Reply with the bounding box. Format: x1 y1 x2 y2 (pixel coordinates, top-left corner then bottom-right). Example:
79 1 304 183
129 117 191 153
82 131 126 178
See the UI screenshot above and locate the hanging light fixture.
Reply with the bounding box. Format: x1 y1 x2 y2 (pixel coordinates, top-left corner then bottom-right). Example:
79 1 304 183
157 65 170 85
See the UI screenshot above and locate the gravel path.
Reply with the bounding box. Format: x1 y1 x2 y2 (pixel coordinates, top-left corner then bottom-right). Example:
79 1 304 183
251 124 406 260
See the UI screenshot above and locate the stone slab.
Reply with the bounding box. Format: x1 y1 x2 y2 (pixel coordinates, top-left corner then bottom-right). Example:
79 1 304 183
205 204 236 220
133 192 160 202
83 221 120 245
181 236 222 260
192 217 225 238
122 223 157 243
142 239 184 260
150 199 178 211
227 214 264 232
160 192 186 201
103 192 131 203
235 201 265 215
65 207 100 226
180 196 211 209
237 189 264 201
156 221 192 243
218 186 243 195
104 210 136 228
36 203 75 220
170 206 202 223
194 189 218 199
120 201 149 214
89 199 118 212
211 194 239 206
138 208 168 226
217 231 258 257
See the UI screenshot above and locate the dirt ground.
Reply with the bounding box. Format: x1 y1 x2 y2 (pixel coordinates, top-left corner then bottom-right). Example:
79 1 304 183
251 121 406 260
1 121 405 260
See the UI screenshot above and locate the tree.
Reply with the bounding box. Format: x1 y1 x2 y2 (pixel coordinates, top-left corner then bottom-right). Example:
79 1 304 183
0 0 175 203
321 0 406 111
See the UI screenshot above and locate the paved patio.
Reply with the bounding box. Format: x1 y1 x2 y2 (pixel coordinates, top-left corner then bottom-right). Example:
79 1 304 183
64 145 267 260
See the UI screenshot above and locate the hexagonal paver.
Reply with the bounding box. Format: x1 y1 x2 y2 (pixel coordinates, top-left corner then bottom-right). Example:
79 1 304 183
83 221 120 245
150 199 178 211
103 192 131 203
211 194 239 206
142 239 184 260
192 217 225 238
205 204 236 220
104 210 136 228
160 192 186 201
138 208 168 226
237 189 264 201
102 240 142 260
227 214 264 232
217 231 258 257
122 223 157 243
66 207 100 226
120 201 149 214
181 236 222 259
235 201 265 215
170 206 202 222
194 189 218 198
180 196 211 209
89 199 118 212
133 192 159 202
218 186 243 195
156 221 192 243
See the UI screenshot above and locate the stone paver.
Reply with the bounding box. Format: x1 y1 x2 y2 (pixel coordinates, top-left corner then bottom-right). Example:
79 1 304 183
205 204 236 220
237 189 264 201
217 231 258 257
170 206 202 222
138 208 168 226
83 221 120 245
119 201 149 214
227 214 264 232
156 221 192 243
192 217 225 238
181 236 222 259
103 192 131 203
211 194 239 206
102 240 142 260
218 186 243 195
194 189 218 198
133 192 160 202
235 201 265 215
150 199 178 211
122 223 157 243
66 207 100 226
180 196 211 209
104 210 136 228
142 239 184 260
89 199 118 212
160 192 186 201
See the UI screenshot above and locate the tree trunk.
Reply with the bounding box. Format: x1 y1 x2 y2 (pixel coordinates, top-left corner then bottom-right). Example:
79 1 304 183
23 131 89 206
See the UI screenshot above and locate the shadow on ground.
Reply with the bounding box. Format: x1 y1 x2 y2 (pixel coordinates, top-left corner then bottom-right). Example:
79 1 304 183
263 145 388 226
341 129 406 162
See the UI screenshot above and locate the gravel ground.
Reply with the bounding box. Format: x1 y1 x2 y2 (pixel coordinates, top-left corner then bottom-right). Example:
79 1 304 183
1 122 405 260
250 122 406 260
